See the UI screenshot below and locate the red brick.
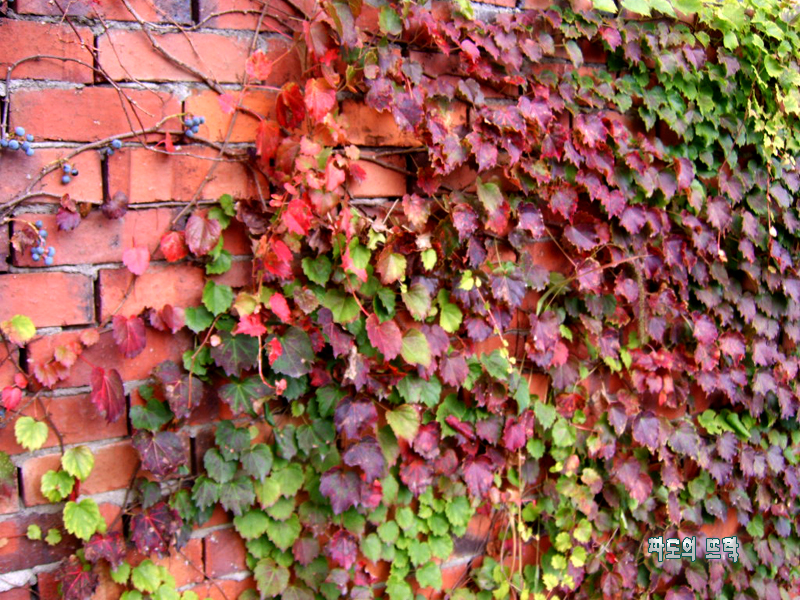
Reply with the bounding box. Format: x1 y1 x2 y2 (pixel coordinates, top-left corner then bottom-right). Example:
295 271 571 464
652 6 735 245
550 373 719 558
348 155 407 198
26 328 191 389
204 527 248 577
98 30 249 83
14 209 170 267
0 273 94 327
0 475 20 515
108 145 267 203
11 88 181 142
0 511 78 572
184 89 276 143
0 394 128 456
525 240 571 272
17 0 191 22
0 226 8 273
198 0 302 31
126 538 204 587
184 577 256 600
37 565 124 600
341 100 422 147
0 345 18 388
0 20 93 83
0 587 31 600
0 149 103 206
477 0 515 7
523 0 557 7
98 262 251 320
21 440 139 506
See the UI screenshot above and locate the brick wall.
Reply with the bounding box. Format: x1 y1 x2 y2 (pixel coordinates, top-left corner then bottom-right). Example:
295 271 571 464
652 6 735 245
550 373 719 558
0 0 578 597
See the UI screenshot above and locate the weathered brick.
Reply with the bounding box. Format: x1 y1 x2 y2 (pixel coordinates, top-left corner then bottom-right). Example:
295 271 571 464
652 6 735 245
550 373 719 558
204 527 248 577
198 0 304 31
0 149 103 206
0 511 78 572
26 328 191 389
97 30 250 83
0 20 93 83
0 394 128 456
0 586 31 600
0 345 18 388
0 273 94 327
10 88 181 142
107 145 267 203
0 475 20 515
21 440 139 506
341 100 422 147
348 154 407 198
526 240 571 272
16 0 191 22
184 89 276 143
98 262 251 320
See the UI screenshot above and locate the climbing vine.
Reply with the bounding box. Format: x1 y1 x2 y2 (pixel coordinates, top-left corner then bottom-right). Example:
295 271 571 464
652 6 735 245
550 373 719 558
3 0 800 598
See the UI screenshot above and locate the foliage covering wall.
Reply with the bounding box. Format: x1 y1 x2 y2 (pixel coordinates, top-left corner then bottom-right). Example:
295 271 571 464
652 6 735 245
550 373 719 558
1 0 800 599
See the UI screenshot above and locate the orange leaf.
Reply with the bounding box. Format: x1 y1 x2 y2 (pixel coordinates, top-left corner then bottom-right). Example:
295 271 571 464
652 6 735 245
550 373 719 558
305 78 337 123
245 50 273 81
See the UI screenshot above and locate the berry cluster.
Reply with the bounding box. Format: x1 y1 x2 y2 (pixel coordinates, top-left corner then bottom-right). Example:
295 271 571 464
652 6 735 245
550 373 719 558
184 115 205 138
100 138 123 158
30 220 56 265
1 126 35 156
61 163 80 185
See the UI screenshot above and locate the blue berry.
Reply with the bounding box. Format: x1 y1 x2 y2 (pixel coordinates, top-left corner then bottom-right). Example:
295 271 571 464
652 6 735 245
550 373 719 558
21 141 30 152
61 175 71 184
35 220 43 228
25 148 35 156
184 118 192 126
198 116 206 124
1 139 8 148
40 230 48 239
185 129 195 138
32 253 41 261
71 169 79 177
44 256 54 266
48 247 56 256
8 140 19 150
25 134 33 142
63 164 72 173
14 126 25 137
191 125 200 134
107 148 115 156
111 139 122 150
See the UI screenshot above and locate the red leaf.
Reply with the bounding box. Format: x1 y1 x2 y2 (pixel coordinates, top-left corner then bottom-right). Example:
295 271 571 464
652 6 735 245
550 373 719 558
399 459 434 496
218 92 239 115
164 132 175 153
276 82 306 129
57 556 99 600
157 305 184 334
246 50 273 81
185 212 222 256
1 386 22 410
90 366 125 423
548 183 578 222
112 315 146 359
267 337 283 364
101 190 128 220
326 530 358 569
463 455 494 498
260 237 294 279
56 206 81 231
270 292 292 323
122 245 150 276
284 197 313 236
343 436 385 482
234 313 267 337
326 160 346 191
84 532 126 567
305 78 337 122
131 502 182 556
160 231 188 262
256 120 281 161
365 314 402 361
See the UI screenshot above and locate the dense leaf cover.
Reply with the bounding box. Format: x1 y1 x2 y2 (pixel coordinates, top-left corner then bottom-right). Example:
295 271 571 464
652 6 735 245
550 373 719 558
7 0 800 598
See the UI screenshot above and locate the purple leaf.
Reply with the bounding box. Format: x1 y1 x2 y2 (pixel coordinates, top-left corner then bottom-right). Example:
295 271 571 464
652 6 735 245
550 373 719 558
319 467 361 514
342 437 385 482
632 411 660 451
131 502 182 556
366 315 402 361
439 352 468 387
334 397 378 438
399 459 434 496
463 455 494 498
614 457 652 503
326 531 357 570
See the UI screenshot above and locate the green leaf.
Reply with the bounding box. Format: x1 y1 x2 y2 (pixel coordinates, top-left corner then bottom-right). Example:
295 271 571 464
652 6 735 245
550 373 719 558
401 329 431 367
63 498 104 541
111 561 131 585
402 283 431 321
204 448 237 483
255 477 281 508
1 314 36 345
184 306 214 333
552 418 576 447
206 249 232 275
620 0 651 15
272 327 315 378
302 255 332 286
234 509 271 540
480 350 509 380
219 476 256 516
131 559 161 594
361 532 382 562
208 207 231 229
219 376 268 416
241 444 274 481
321 289 359 324
430 536 454 560
62 446 94 481
131 398 173 431
202 280 234 316
27 524 42 540
45 528 62 546
534 401 557 430
746 514 764 538
377 520 400 544
592 0 617 11
415 561 442 590
408 539 431 566
377 252 407 284
439 299 462 334
527 438 545 459
211 332 259 377
379 5 402 35
445 496 473 528
421 248 437 270
254 558 290 598
374 287 396 321
218 193 235 216
274 463 305 497
386 404 420 441
40 470 75 502
15 416 48 451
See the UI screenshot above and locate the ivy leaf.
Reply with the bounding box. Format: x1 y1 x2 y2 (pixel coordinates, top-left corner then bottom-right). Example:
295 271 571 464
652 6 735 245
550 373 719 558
400 459 433 496
477 178 510 234
131 559 161 594
185 306 214 333
210 332 259 377
614 457 652 503
40 469 75 502
343 436 386 482
204 448 238 483
326 530 357 569
185 212 222 256
219 477 256 516
14 416 48 451
202 280 234 316
84 531 126 568
122 245 150 276
401 329 432 367
376 251 407 285
254 558 290 598
234 509 270 540
160 231 188 262
305 78 337 122
321 289 360 324
64 498 104 541
416 561 442 590
57 556 99 600
445 496 473 528
272 327 315 378
112 315 146 358
463 456 494 498
131 398 173 431
387 404 420 440
319 467 361 514
334 396 378 437
241 443 274 481
592 0 617 12
154 361 205 420
131 502 181 556
266 514 302 551
133 431 186 480
402 283 432 321
366 314 402 361
219 376 268 416
192 476 221 510
1 314 36 345
301 255 332 286
62 445 94 481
